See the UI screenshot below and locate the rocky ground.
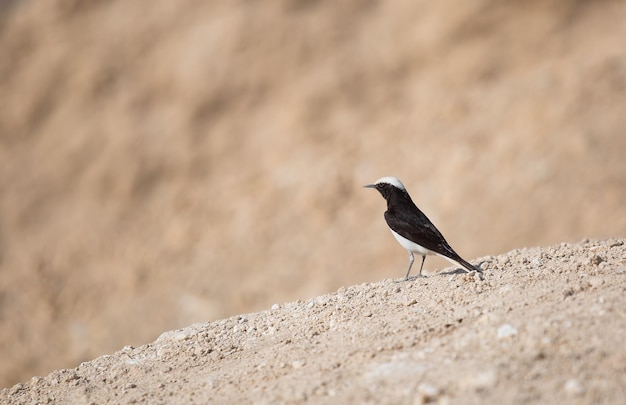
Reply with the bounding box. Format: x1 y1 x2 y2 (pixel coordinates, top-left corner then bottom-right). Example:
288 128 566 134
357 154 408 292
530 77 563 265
1 0 626 389
2 238 625 404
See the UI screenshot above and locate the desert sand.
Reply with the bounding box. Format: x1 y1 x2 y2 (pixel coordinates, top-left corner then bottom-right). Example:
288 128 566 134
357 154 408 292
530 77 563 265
1 0 625 395
2 238 625 404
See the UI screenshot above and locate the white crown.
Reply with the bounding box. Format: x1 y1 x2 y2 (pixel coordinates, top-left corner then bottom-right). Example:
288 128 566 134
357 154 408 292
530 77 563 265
374 176 406 191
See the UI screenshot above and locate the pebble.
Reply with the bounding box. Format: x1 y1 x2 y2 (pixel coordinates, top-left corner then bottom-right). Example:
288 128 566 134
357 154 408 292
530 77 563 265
589 254 604 266
588 277 604 288
564 378 586 396
417 382 439 400
30 376 44 386
292 360 306 369
460 369 498 390
497 324 518 339
497 255 510 266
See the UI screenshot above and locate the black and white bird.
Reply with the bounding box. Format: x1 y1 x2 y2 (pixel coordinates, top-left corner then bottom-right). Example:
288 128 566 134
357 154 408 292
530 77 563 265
365 176 481 279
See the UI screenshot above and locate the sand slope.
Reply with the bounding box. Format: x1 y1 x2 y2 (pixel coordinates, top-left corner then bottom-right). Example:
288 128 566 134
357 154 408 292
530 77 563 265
1 0 626 387
2 238 625 404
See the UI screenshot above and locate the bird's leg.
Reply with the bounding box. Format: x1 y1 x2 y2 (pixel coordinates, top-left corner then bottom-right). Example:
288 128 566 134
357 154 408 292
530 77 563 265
418 255 426 276
404 251 414 280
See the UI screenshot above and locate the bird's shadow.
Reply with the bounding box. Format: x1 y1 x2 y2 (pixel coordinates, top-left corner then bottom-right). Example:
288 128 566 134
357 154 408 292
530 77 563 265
438 268 469 276
394 269 465 283
394 261 488 283
394 275 426 283
439 260 488 276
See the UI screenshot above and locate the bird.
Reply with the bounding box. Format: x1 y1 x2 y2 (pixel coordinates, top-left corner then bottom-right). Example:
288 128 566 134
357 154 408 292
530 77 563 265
364 176 481 280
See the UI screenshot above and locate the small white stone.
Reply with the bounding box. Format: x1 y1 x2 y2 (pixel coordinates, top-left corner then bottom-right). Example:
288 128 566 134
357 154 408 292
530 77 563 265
588 277 605 288
292 360 306 369
460 369 498 390
30 376 43 385
417 382 439 399
497 324 518 339
206 378 218 388
564 378 585 396
271 303 280 311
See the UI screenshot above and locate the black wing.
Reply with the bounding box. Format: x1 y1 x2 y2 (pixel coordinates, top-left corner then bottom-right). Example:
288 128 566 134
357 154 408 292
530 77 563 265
384 207 465 263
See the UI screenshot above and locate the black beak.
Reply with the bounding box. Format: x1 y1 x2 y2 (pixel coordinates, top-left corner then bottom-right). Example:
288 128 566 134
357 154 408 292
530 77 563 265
363 184 377 189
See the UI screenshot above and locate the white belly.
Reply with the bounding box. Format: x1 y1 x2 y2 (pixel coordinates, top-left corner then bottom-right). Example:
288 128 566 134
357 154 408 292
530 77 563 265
390 229 467 270
390 229 435 256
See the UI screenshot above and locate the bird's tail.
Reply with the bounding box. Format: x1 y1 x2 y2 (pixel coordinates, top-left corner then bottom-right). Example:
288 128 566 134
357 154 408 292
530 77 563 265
456 257 482 273
440 253 482 273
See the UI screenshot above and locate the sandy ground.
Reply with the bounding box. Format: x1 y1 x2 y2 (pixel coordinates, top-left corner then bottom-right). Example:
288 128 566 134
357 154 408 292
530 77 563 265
1 0 626 388
2 238 625 404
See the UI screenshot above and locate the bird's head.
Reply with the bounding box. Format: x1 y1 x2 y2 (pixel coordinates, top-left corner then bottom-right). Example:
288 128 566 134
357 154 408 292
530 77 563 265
364 176 407 201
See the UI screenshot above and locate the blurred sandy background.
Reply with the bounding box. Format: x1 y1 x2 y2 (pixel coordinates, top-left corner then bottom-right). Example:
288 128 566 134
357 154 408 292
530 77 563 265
0 0 625 388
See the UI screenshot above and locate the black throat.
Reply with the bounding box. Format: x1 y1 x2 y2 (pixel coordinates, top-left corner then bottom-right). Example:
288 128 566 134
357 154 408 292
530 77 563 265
377 184 418 213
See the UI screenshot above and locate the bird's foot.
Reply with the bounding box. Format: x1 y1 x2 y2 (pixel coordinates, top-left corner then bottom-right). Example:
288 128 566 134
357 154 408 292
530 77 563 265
397 274 426 283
